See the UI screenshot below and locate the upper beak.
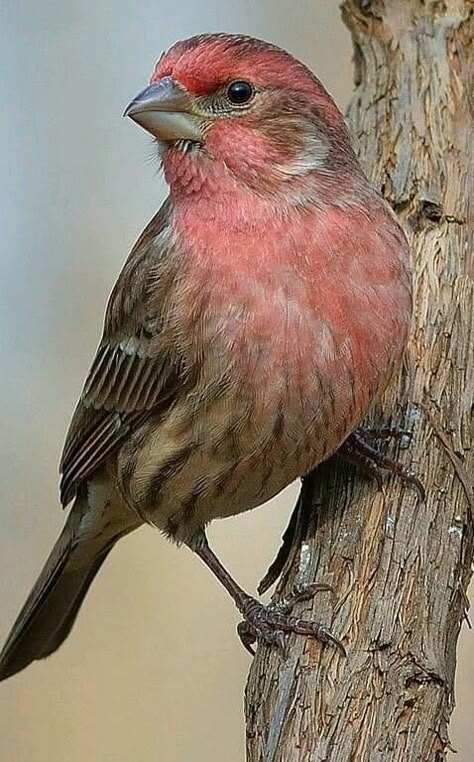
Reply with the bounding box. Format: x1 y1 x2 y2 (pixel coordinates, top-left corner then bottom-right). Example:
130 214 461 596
123 77 202 142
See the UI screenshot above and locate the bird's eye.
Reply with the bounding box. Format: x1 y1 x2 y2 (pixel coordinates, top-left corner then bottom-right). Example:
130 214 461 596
227 80 254 105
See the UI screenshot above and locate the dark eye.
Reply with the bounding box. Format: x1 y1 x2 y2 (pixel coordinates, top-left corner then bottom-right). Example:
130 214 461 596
227 80 254 105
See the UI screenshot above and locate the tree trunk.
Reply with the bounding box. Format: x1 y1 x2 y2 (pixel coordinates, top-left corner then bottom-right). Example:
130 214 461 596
245 2 474 760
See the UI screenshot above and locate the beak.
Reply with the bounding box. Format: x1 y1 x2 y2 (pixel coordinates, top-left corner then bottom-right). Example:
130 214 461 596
123 77 202 142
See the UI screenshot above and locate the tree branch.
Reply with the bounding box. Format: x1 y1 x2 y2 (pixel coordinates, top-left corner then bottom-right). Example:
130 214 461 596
244 2 474 759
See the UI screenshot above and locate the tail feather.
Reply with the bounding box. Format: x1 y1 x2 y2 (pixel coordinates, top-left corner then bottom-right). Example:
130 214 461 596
36 546 113 662
0 492 134 682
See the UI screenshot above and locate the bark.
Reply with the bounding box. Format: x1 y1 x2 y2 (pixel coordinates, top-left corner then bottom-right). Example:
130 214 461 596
244 2 474 760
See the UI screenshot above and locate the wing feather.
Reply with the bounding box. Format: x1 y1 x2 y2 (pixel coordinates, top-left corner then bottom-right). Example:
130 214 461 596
59 199 188 506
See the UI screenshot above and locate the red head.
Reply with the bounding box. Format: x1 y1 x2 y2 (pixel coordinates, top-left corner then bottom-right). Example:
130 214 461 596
125 34 361 200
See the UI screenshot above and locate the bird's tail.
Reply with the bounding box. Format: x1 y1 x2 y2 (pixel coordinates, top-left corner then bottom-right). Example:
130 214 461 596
0 487 138 682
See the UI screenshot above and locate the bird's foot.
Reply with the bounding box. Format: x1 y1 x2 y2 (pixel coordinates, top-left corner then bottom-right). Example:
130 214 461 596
268 581 334 614
340 427 425 501
236 583 343 656
189 531 343 657
357 425 413 444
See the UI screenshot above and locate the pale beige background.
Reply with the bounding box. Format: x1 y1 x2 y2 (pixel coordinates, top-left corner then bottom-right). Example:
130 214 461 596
0 2 471 760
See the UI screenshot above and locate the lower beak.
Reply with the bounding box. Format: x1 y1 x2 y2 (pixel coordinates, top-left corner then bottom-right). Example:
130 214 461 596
123 77 202 142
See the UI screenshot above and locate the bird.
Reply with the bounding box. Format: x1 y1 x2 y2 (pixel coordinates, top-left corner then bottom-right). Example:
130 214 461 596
0 32 413 681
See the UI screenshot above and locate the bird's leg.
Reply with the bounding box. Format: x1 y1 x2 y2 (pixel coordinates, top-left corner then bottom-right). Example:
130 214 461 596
339 427 425 501
188 530 342 657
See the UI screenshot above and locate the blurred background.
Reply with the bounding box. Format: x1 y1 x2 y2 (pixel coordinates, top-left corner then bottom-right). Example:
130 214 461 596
0 2 471 760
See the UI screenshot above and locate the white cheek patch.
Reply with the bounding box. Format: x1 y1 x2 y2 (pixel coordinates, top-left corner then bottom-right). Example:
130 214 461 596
275 131 329 177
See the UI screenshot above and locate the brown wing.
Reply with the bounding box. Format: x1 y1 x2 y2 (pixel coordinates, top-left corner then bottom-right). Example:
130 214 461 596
59 199 187 506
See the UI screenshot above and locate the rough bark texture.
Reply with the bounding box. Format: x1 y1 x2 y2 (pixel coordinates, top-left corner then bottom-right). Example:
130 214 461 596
245 2 474 760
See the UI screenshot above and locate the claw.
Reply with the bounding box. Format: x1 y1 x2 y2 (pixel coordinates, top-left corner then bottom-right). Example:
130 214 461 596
321 627 347 657
237 621 257 656
294 582 334 599
360 426 413 444
340 427 425 502
236 591 343 656
271 582 334 614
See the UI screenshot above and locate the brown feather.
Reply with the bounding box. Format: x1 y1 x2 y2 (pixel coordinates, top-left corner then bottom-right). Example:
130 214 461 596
59 199 189 506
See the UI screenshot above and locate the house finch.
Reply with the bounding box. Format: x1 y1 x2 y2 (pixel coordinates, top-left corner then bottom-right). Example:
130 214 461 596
0 33 412 681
